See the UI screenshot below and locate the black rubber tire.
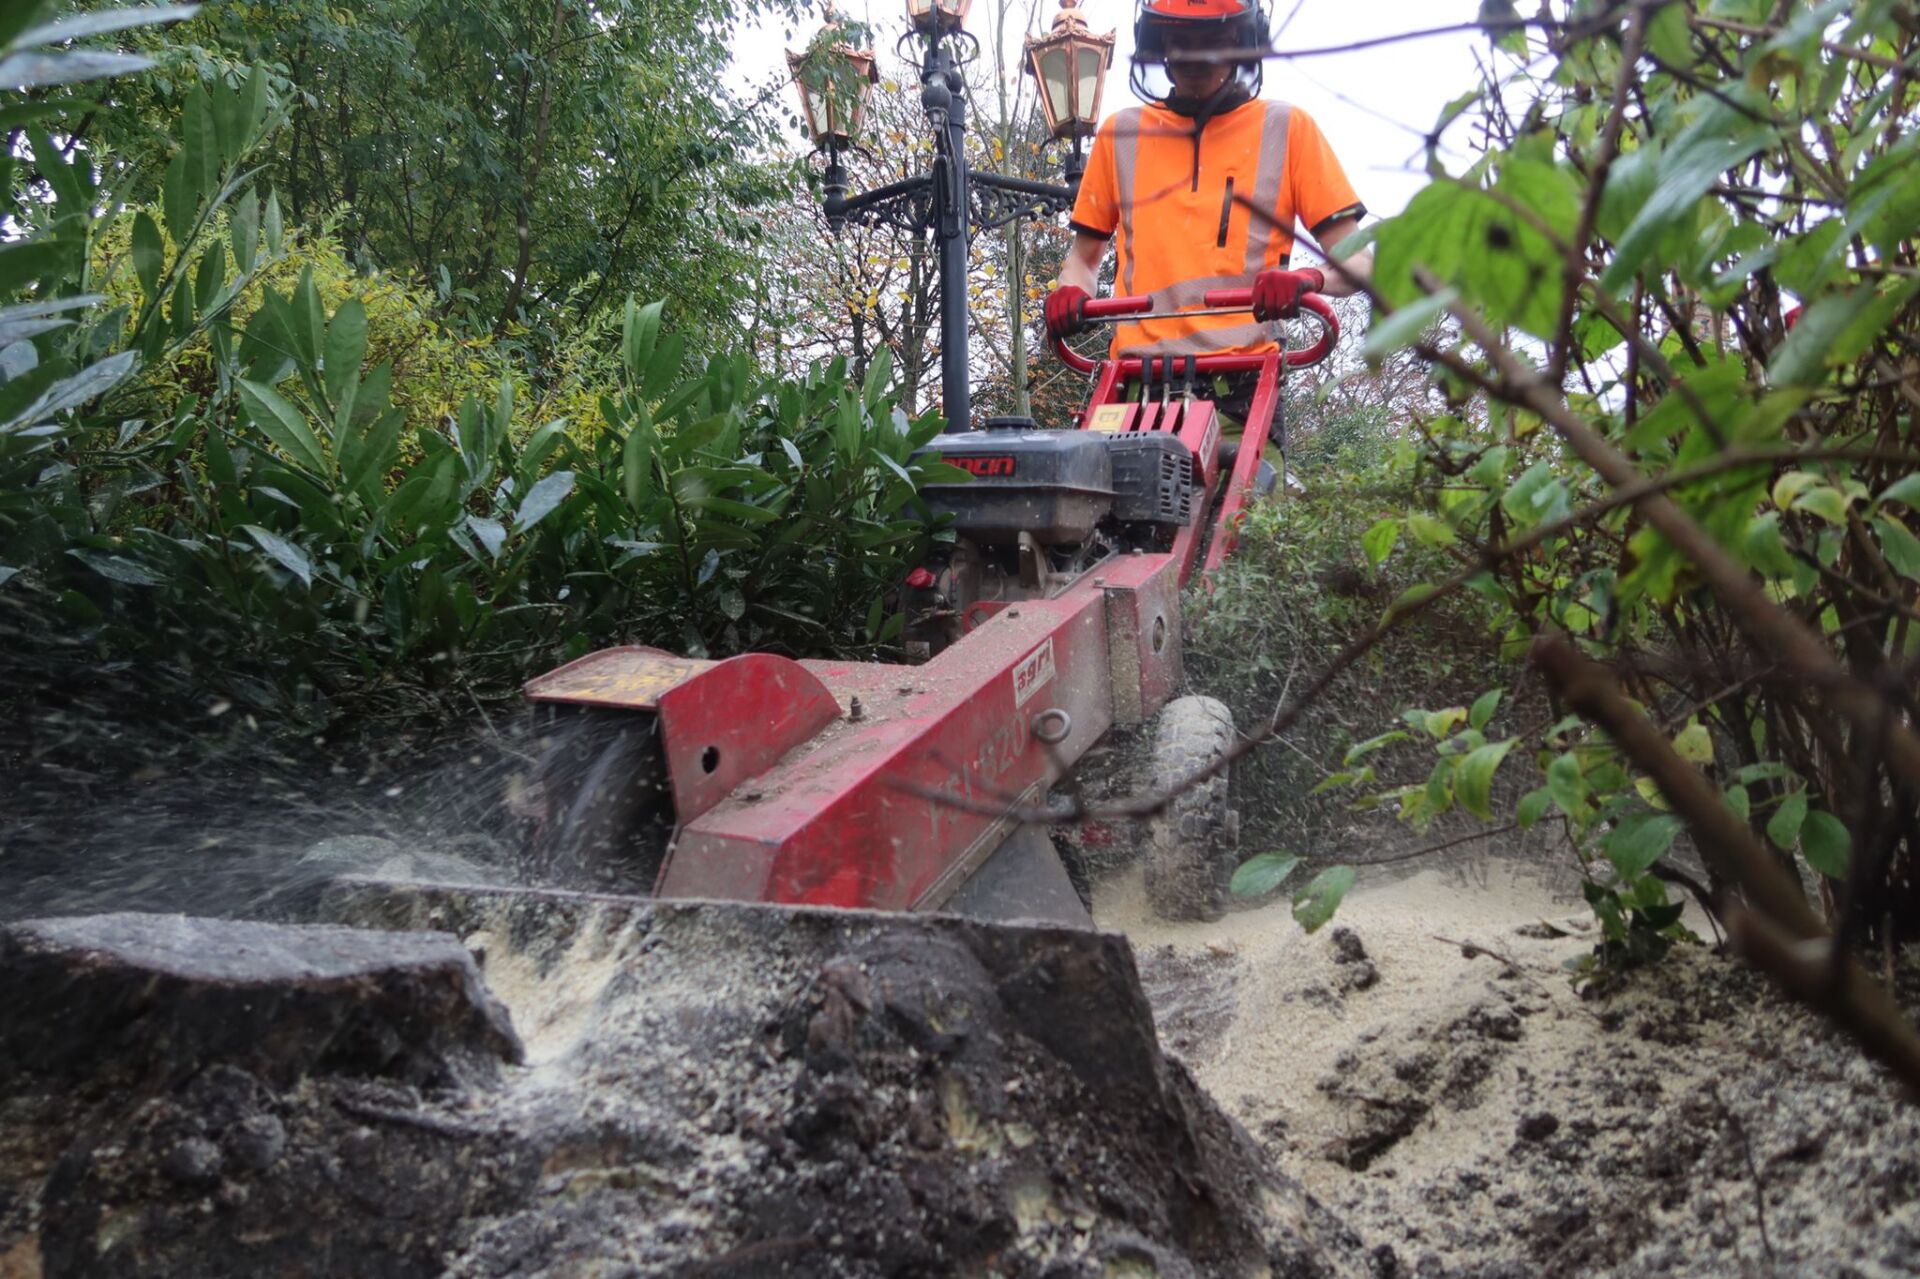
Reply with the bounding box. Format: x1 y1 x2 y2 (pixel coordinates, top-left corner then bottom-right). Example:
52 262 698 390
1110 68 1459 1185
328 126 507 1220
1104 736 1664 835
527 707 673 893
1143 695 1239 921
1215 441 1279 498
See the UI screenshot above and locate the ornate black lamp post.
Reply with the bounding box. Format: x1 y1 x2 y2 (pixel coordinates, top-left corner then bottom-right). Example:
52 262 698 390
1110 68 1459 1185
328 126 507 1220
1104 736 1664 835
788 0 1113 431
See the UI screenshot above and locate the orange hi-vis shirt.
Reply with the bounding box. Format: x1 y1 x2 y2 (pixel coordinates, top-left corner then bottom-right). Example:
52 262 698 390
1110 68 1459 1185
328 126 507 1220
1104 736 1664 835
1069 98 1364 359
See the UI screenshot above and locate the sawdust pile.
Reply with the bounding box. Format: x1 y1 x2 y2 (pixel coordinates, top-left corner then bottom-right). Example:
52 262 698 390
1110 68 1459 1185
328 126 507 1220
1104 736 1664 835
1098 857 1920 1278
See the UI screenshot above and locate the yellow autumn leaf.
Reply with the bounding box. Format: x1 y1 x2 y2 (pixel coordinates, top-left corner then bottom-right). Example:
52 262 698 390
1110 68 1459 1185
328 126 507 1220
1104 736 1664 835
1673 721 1713 764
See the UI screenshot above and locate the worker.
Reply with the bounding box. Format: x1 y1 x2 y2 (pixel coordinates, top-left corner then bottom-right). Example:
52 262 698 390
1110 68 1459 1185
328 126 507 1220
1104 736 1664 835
1045 0 1372 446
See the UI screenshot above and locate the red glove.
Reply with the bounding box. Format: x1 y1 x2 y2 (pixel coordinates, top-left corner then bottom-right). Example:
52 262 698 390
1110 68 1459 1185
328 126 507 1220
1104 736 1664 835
1250 267 1325 322
1044 285 1090 341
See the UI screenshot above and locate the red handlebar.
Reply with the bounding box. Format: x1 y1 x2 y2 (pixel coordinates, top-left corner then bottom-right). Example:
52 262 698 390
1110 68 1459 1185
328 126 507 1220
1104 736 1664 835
1052 290 1339 375
1081 294 1155 321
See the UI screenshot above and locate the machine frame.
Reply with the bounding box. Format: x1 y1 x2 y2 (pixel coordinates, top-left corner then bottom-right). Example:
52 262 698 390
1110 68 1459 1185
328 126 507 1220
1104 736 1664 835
524 288 1338 912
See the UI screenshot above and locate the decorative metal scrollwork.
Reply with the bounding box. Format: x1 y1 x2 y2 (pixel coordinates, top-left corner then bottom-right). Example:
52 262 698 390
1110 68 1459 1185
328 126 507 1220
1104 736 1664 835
830 175 936 236
968 172 1076 231
829 171 1074 237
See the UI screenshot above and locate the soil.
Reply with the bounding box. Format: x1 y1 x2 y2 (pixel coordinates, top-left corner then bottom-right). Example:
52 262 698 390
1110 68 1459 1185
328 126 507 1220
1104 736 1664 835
9 689 1920 1276
1095 852 1920 1278
0 886 1365 1278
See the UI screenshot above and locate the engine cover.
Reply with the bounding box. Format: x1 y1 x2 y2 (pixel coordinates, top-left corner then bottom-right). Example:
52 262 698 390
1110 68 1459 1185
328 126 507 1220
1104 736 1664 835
915 428 1114 545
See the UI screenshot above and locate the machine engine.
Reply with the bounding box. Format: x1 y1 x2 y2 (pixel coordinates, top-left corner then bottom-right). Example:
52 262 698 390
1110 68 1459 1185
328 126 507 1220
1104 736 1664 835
913 415 1193 547
904 416 1196 652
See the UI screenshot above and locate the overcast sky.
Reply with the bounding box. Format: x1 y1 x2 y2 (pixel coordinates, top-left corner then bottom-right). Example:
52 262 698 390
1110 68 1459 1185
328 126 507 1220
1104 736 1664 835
728 0 1492 222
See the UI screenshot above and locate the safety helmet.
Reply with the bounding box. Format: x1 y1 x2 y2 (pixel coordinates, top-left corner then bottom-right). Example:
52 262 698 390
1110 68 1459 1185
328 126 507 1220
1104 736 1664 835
1131 0 1270 108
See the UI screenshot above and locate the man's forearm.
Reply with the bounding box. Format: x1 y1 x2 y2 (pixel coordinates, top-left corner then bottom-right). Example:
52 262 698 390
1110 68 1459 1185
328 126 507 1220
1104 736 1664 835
1056 232 1107 293
1317 250 1372 298
1058 257 1098 292
1313 215 1372 298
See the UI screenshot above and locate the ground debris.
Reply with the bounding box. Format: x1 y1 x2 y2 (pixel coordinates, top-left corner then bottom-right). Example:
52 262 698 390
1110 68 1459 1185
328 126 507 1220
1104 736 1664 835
1102 859 1920 1278
0 886 1370 1278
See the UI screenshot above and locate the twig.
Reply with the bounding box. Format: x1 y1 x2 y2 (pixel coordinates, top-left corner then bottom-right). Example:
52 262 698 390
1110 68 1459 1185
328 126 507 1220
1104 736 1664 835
1432 932 1522 973
1714 1087 1777 1264
1532 634 1821 937
900 443 1920 829
334 1097 492 1140
1550 5 1646 386
1352 823 1519 867
1533 633 1920 1099
1651 863 1725 944
1691 13 1914 73
1432 274 1920 804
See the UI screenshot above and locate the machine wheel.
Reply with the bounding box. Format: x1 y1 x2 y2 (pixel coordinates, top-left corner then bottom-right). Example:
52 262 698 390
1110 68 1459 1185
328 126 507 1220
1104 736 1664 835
1142 695 1241 922
1215 441 1279 499
526 707 674 894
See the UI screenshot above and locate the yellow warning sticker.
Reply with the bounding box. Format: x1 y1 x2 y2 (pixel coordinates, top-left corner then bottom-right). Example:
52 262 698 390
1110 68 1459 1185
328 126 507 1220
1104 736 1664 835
529 652 708 706
1087 405 1130 434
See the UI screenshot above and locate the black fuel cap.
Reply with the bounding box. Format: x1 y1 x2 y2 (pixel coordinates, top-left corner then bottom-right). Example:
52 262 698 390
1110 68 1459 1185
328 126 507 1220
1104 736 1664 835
982 415 1038 431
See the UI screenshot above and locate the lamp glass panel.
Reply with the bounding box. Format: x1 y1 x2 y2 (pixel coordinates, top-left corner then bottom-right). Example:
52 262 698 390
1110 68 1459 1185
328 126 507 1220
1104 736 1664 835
1040 47 1071 128
1074 47 1103 123
804 82 830 138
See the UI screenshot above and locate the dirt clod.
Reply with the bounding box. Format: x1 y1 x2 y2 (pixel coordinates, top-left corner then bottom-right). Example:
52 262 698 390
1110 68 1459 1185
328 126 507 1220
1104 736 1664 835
1514 1112 1558 1143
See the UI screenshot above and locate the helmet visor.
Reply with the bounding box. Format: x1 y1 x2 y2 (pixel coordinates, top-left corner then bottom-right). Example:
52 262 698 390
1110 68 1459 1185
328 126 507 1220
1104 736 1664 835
1132 20 1263 104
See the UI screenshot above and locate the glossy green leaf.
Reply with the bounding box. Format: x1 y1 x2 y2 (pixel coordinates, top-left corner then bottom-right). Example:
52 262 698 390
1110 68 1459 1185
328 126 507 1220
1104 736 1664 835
1455 737 1517 820
1877 473 1920 510
1603 812 1683 878
130 211 163 303
1672 721 1713 764
236 378 328 475
1742 511 1798 578
1292 865 1356 933
1800 809 1851 878
513 470 575 533
1871 516 1920 580
1601 101 1778 291
1407 512 1456 548
1789 486 1849 525
323 298 367 413
1230 852 1300 898
1361 517 1399 567
1767 789 1808 850
241 524 312 587
1547 752 1588 817
1770 278 1920 387
1343 729 1410 765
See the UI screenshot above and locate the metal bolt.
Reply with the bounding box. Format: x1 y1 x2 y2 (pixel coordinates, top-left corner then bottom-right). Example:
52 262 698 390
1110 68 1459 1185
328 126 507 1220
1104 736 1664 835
848 696 866 722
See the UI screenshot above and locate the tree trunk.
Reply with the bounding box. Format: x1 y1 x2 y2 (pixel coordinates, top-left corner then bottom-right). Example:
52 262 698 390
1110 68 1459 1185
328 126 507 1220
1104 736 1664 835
494 0 568 338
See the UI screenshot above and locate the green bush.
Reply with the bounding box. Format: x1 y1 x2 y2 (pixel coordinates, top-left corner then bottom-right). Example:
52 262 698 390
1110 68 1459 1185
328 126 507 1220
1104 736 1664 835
1188 464 1509 863
10 272 956 722
2 15 959 728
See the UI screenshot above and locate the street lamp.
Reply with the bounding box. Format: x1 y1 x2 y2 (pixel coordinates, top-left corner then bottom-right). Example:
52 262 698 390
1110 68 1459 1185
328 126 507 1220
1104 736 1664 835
1023 0 1114 186
785 22 880 152
787 0 1107 433
905 0 973 35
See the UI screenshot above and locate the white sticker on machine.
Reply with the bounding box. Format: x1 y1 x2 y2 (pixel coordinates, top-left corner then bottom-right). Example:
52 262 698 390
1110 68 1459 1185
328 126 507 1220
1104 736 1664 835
1012 637 1056 708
